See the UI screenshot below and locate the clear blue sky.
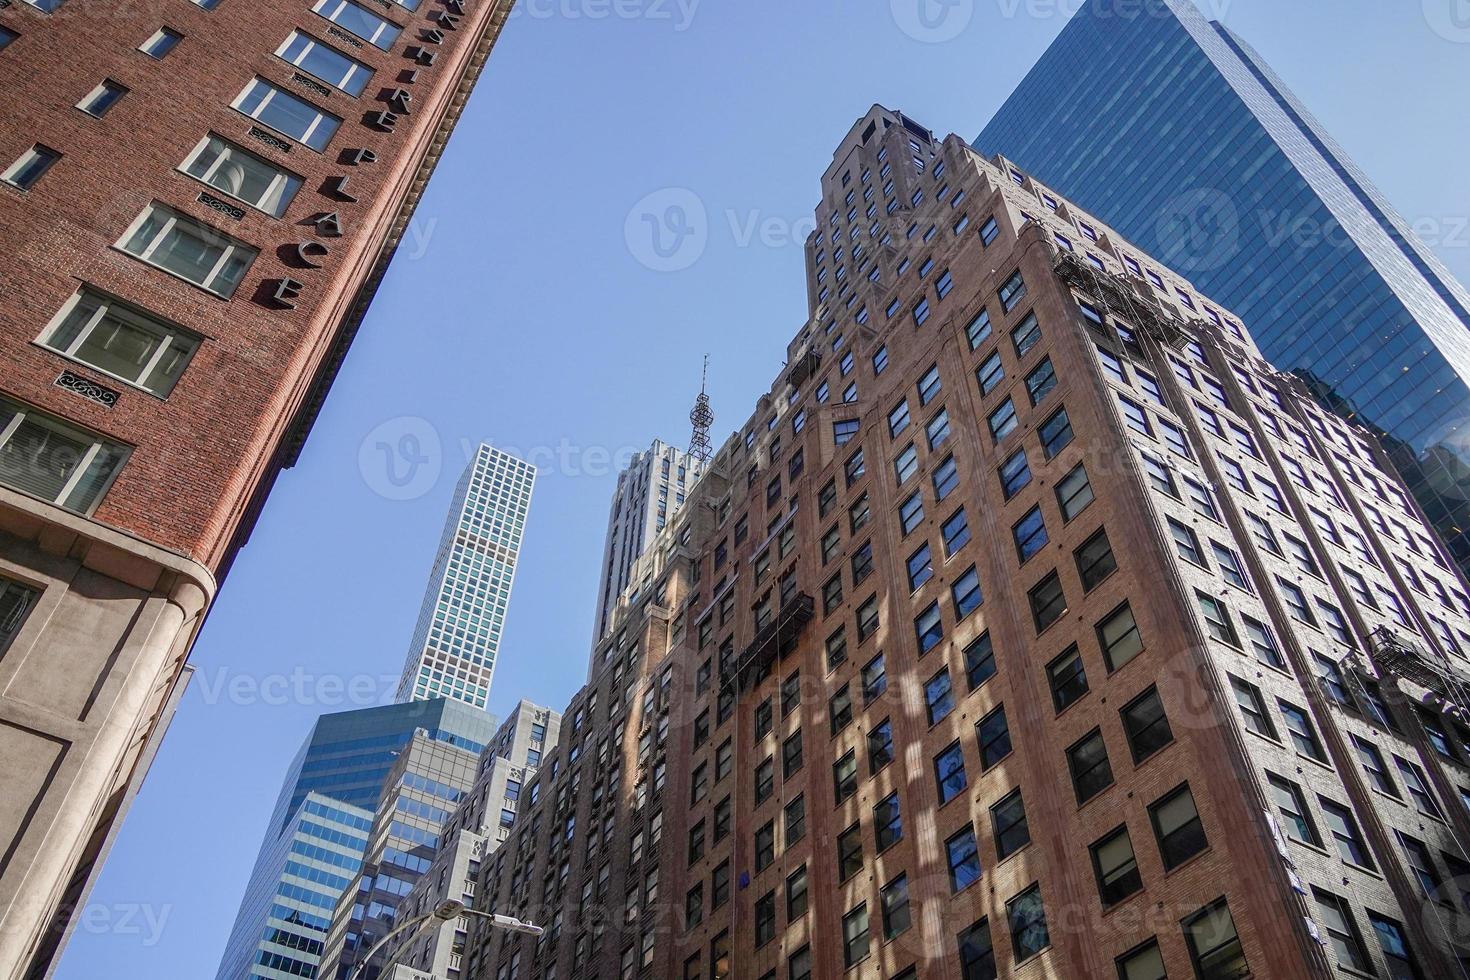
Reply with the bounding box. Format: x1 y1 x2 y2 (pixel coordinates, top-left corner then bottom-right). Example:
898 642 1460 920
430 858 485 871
55 2 1470 976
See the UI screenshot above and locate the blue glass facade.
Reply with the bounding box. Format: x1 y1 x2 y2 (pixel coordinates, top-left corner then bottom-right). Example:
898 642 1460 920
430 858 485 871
977 0 1470 572
216 699 496 980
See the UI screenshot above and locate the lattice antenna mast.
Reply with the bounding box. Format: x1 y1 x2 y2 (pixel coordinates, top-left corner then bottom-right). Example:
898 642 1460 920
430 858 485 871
689 355 714 465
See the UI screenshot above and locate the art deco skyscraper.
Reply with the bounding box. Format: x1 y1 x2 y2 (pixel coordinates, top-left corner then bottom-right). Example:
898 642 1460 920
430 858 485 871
0 0 515 975
592 440 702 644
464 107 1470 980
397 444 535 708
977 0 1470 575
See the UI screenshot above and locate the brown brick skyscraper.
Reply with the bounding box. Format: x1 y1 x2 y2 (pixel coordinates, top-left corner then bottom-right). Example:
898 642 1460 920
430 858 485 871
0 0 512 976
462 106 1470 980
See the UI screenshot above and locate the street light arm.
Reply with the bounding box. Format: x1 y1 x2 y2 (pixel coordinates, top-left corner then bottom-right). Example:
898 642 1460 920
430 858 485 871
346 901 542 980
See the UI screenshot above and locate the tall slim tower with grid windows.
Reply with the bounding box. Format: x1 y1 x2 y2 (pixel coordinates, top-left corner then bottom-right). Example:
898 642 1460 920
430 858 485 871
396 444 535 709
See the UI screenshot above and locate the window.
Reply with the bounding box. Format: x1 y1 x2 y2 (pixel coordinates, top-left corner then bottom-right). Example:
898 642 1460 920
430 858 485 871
139 26 183 58
881 874 912 939
312 0 401 48
77 79 128 117
754 891 776 946
952 566 983 618
1397 832 1441 898
1051 466 1093 523
1012 506 1049 563
0 397 129 515
874 793 903 850
992 790 1029 858
1320 797 1373 867
845 447 865 487
861 652 886 701
1211 542 1249 590
1352 736 1397 796
913 298 930 326
933 455 959 500
1030 572 1067 633
979 216 1000 245
1039 407 1074 458
1006 885 1049 961
180 134 302 217
934 741 967 804
942 507 971 555
899 491 924 535
999 271 1028 312
842 903 870 967
1116 940 1167 980
977 706 1012 769
231 78 341 151
754 823 776 873
988 399 1018 441
833 751 857 802
1267 773 1319 845
1229 675 1275 739
786 866 808 919
276 30 372 95
964 632 996 689
1091 827 1142 906
894 443 918 484
967 308 994 349
1314 890 1372 973
872 346 888 374
1150 784 1206 869
1183 900 1247 980
1117 395 1152 436
783 793 805 846
926 408 952 449
917 365 942 405
850 541 873 584
1011 313 1042 358
1278 700 1325 761
837 823 863 880
867 717 894 773
1369 913 1420 980
915 601 943 654
1170 518 1204 564
1098 602 1143 670
976 351 1005 395
906 543 933 591
999 449 1031 499
925 669 954 724
40 288 200 396
1075 530 1117 590
947 825 981 892
1196 593 1238 646
1395 757 1444 818
1025 358 1058 405
1068 729 1114 803
849 493 870 532
1242 617 1285 669
888 400 911 437
828 685 853 736
958 918 997 980
781 730 803 778
711 861 730 908
1047 646 1089 712
0 27 17 49
788 946 811 980
1122 687 1173 762
2 144 60 189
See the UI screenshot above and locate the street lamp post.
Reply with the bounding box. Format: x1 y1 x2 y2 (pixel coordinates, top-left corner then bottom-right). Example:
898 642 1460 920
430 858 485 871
348 900 543 980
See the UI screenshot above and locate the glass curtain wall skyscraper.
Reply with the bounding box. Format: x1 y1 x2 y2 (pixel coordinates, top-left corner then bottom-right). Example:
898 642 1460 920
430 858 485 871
397 444 536 708
977 0 1470 574
215 699 497 980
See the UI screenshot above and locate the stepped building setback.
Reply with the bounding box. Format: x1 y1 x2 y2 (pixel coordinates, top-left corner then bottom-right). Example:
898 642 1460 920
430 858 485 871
456 107 1470 980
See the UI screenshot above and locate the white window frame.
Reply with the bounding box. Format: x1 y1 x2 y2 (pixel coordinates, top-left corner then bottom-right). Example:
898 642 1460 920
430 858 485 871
311 0 400 48
38 289 201 397
77 79 127 117
275 30 372 94
115 203 257 298
0 398 130 515
138 27 182 58
179 134 302 217
2 145 60 190
231 78 340 151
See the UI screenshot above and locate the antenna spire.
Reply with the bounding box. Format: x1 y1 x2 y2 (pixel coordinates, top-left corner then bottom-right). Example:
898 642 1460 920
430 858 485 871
689 355 714 465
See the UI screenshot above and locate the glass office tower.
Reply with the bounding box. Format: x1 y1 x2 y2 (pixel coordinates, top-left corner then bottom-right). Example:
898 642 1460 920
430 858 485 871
215 699 497 980
977 0 1470 572
396 444 536 708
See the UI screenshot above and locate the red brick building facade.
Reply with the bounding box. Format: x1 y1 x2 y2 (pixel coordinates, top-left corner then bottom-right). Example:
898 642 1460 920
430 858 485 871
0 0 513 975
467 108 1470 980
